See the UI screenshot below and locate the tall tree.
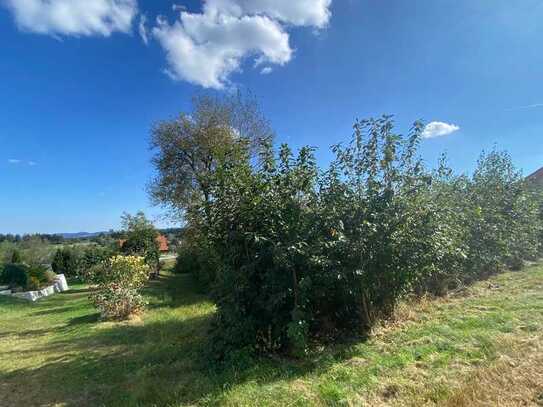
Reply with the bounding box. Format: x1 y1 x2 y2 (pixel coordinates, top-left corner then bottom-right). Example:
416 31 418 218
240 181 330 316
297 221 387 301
149 92 273 220
120 212 160 273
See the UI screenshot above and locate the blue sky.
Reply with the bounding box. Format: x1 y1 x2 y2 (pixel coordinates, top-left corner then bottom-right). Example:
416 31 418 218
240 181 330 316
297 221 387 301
1 0 542 234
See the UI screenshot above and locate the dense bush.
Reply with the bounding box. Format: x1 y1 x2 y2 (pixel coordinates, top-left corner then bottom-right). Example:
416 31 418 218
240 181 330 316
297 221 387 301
10 249 22 264
78 245 113 281
173 228 220 288
89 256 150 320
153 113 543 358
52 248 80 277
26 265 56 290
0 263 56 291
0 263 29 288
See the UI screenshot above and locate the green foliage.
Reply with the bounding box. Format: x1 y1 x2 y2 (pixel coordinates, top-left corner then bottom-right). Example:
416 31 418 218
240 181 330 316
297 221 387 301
89 255 150 319
17 236 52 265
120 212 160 271
51 248 80 277
10 249 22 264
0 263 28 288
151 111 543 358
173 228 220 290
149 92 273 215
1 263 55 291
78 245 113 281
27 264 55 287
90 284 147 320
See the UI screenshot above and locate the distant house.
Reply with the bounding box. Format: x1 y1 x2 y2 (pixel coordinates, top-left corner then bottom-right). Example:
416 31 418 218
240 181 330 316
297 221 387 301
156 234 169 253
118 234 169 253
527 167 543 187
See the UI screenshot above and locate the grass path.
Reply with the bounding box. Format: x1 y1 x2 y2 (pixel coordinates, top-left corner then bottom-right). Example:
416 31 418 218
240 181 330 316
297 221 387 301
0 266 542 406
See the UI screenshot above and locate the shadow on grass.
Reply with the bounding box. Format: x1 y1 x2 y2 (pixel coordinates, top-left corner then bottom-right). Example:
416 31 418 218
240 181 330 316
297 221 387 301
0 272 354 406
0 313 341 407
66 287 94 294
67 313 100 326
32 306 80 316
144 272 212 310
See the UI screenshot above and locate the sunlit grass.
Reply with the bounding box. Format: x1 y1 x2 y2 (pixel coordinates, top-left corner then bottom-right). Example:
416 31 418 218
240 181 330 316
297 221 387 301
1 265 542 406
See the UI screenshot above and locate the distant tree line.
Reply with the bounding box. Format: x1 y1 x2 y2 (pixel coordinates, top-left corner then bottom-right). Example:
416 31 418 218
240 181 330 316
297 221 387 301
0 233 65 244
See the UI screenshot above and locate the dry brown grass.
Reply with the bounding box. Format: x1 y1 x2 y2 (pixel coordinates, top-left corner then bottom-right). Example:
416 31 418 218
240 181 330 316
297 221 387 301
445 337 543 406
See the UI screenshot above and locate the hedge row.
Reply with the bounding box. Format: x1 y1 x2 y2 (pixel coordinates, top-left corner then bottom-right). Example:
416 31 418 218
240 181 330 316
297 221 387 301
177 117 542 358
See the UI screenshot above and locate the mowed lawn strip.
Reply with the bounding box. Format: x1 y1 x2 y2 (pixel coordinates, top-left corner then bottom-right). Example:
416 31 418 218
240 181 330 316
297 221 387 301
0 265 542 406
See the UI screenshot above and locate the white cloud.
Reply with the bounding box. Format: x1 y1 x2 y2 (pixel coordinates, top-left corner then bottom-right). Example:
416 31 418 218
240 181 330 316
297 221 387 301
260 66 273 75
4 0 138 37
153 12 291 88
7 159 38 166
138 14 148 44
153 0 332 89
206 0 332 28
422 121 460 139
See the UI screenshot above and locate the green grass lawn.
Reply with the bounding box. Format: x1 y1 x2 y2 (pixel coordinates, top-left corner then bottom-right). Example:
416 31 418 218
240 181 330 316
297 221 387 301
1 265 542 406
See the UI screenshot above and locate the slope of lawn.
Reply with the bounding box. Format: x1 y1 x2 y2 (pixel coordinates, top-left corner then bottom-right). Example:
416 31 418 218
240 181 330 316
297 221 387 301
1 265 542 406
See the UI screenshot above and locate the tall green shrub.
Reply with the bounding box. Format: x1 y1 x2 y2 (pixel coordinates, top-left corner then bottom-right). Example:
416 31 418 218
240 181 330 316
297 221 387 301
151 111 543 359
464 150 541 276
51 248 79 277
0 264 28 288
10 249 22 264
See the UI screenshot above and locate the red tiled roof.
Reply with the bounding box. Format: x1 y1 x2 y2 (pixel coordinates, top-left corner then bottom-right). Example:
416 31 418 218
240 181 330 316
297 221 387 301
156 235 169 252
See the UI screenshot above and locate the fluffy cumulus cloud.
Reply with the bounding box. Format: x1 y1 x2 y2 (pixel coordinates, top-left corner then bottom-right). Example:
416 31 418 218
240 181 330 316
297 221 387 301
4 0 138 37
3 0 332 88
422 121 460 139
153 0 332 88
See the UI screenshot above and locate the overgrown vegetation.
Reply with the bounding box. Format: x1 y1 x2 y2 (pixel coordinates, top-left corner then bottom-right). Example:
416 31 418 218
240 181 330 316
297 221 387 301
1 265 542 406
52 247 80 277
119 212 160 268
152 101 543 359
0 263 55 291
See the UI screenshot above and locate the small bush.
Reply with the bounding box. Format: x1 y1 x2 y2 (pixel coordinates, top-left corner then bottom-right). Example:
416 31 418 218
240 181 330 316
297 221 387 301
26 276 41 291
27 264 55 289
0 263 28 288
89 256 150 320
91 283 147 320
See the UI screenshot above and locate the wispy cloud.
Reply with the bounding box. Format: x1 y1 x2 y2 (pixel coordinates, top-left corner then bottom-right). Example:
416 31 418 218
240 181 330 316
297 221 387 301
7 159 37 166
138 14 149 45
261 67 273 75
505 103 543 111
422 121 460 139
